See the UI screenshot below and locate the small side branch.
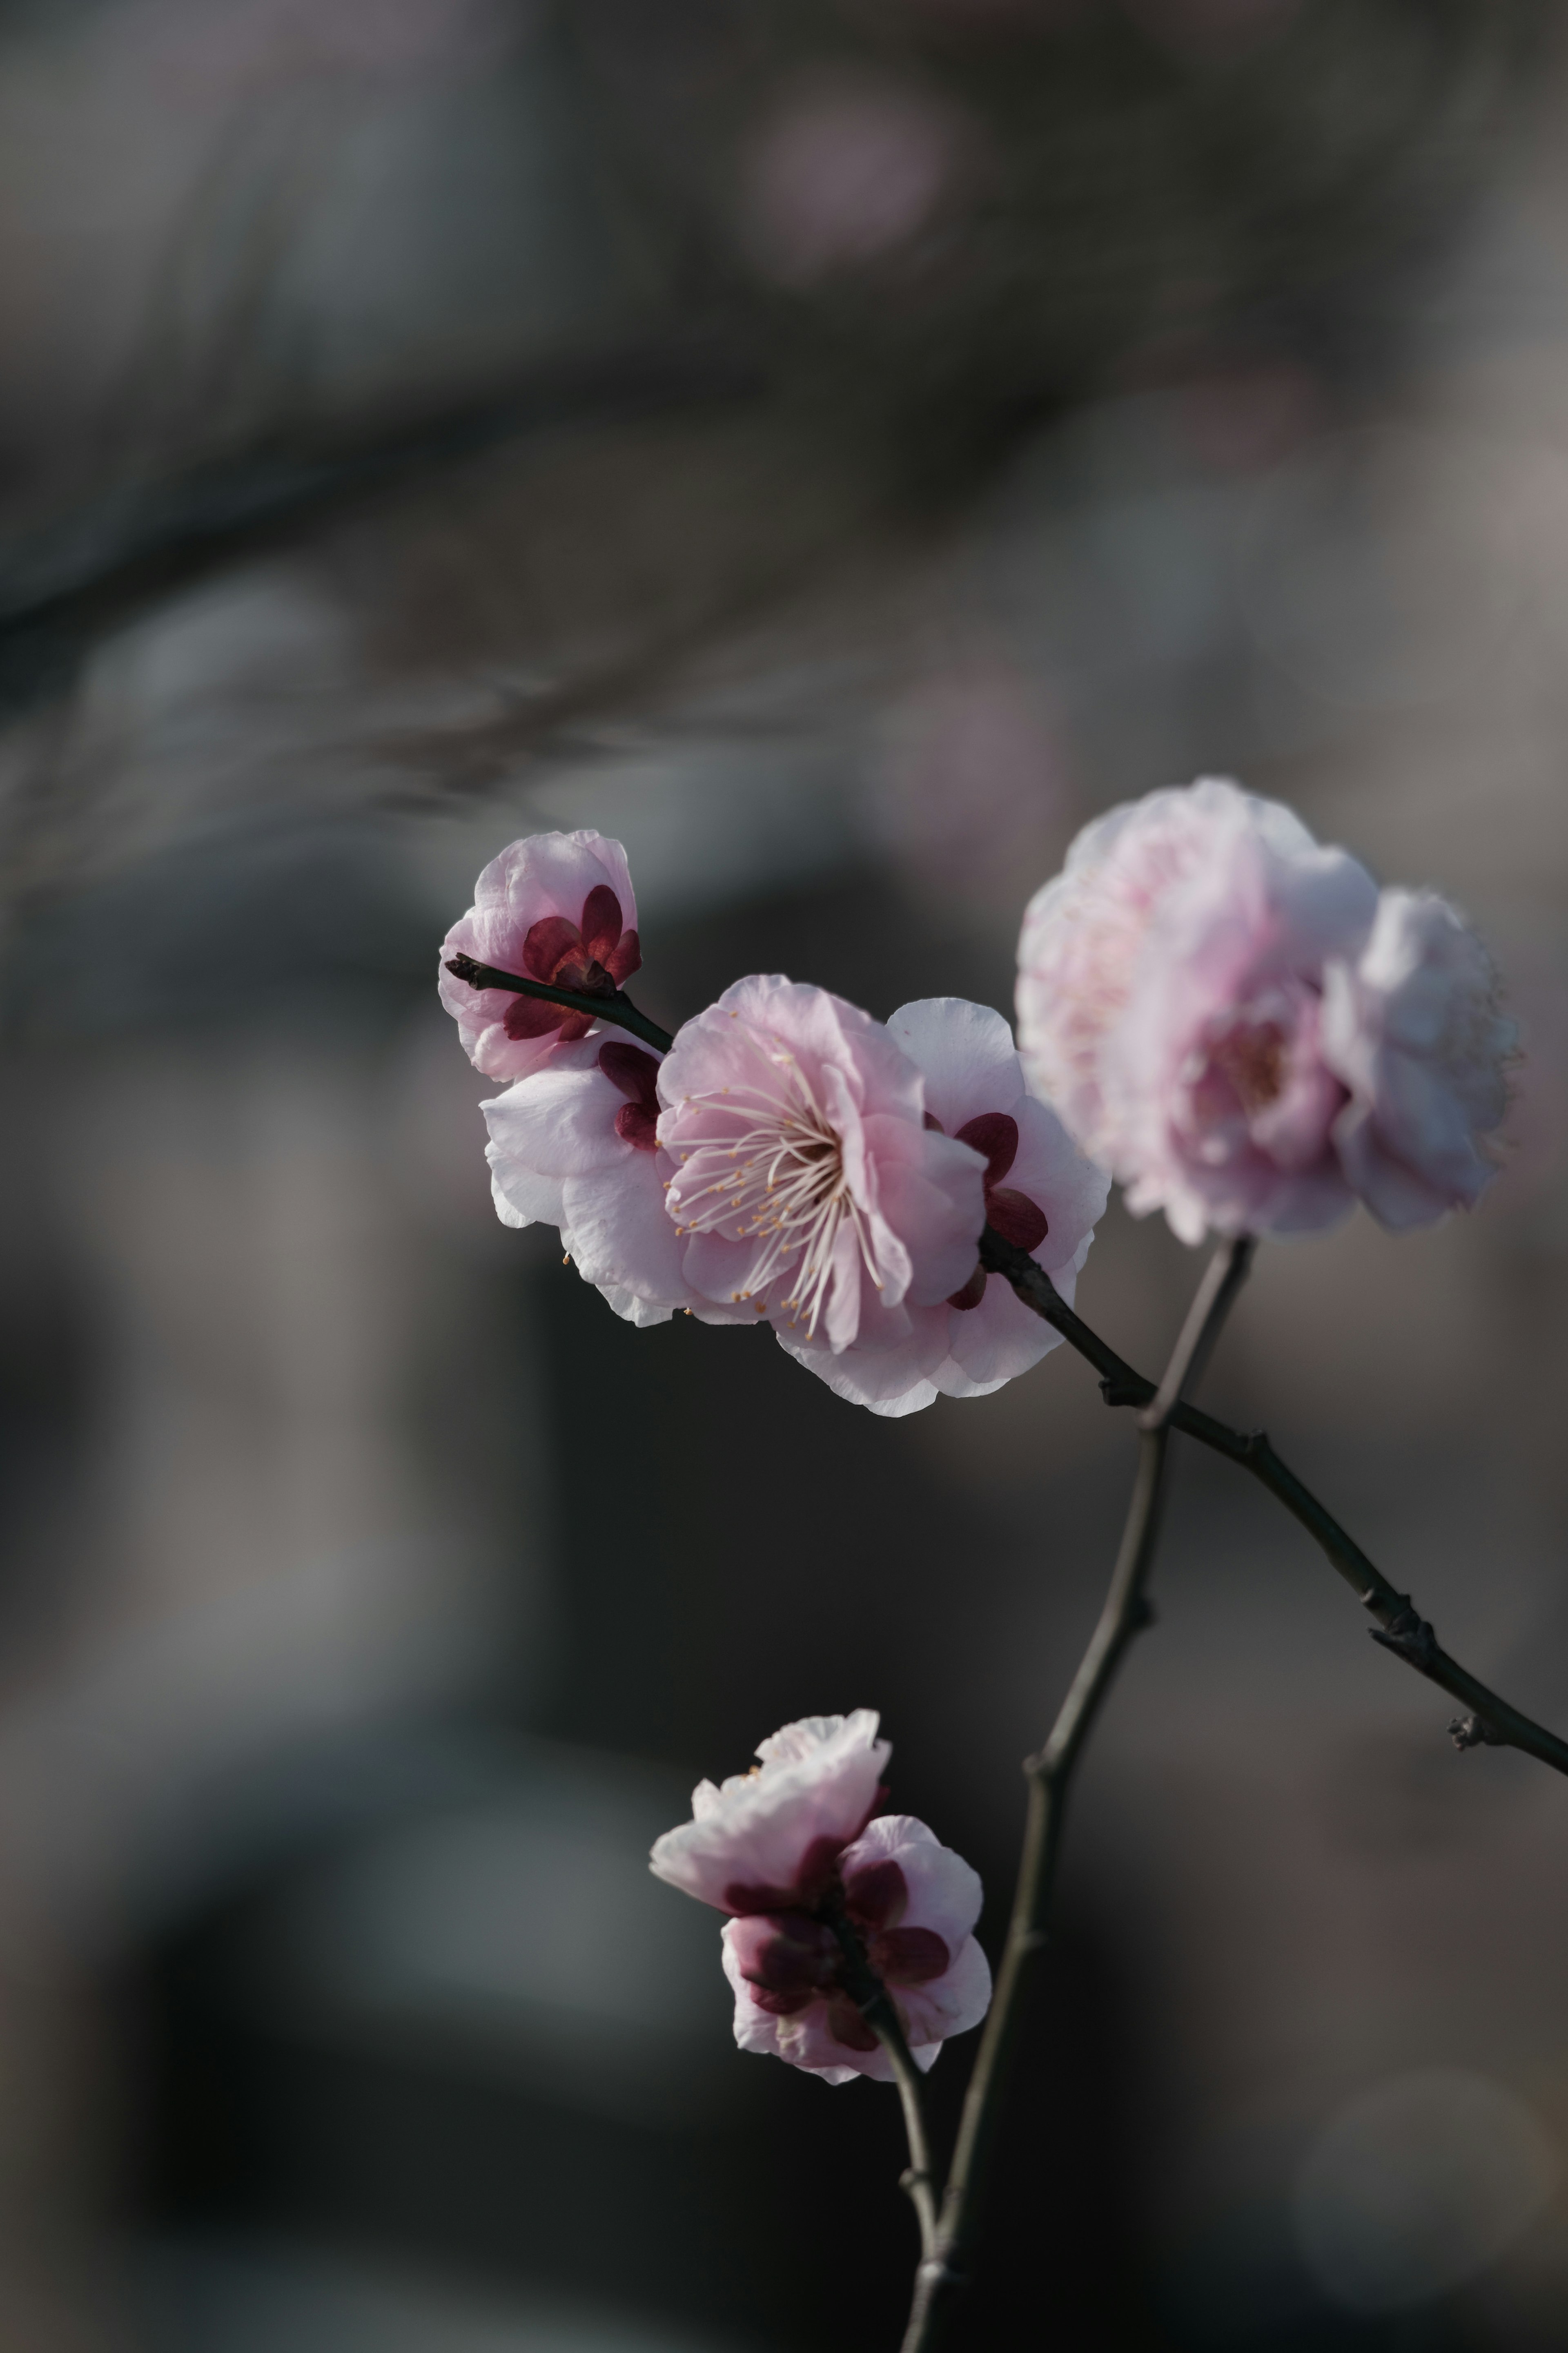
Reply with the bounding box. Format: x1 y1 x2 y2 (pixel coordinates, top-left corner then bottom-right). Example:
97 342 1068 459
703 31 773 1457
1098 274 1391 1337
443 953 675 1055
980 1227 1568 1780
899 1240 1254 2352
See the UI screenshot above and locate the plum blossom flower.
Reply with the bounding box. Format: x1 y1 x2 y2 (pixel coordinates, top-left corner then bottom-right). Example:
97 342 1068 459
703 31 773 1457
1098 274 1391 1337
1322 890 1514 1230
651 1714 991 2085
483 1036 695 1326
783 998 1109 1414
722 1816 991 2084
440 830 641 1083
1016 778 1511 1242
655 976 988 1352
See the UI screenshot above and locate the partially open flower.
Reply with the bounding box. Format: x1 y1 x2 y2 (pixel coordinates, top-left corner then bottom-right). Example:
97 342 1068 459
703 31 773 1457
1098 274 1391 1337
780 997 1109 1414
650 1715 990 2087
656 976 987 1350
483 1036 695 1325
722 1815 991 2084
440 830 641 1082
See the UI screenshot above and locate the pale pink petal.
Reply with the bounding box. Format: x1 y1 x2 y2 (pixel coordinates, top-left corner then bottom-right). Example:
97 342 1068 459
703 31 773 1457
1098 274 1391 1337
481 1054 628 1184
898 1931 993 2054
489 1165 564 1231
840 1815 983 1950
560 1159 695 1310
886 998 1025 1133
650 1712 890 1913
778 1300 948 1412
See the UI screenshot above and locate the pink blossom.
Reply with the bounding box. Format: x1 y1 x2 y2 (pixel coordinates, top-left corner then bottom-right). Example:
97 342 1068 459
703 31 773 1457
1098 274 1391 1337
483 1036 695 1326
1016 779 1377 1242
655 976 988 1352
1016 781 1511 1241
651 1713 892 1914
721 1816 991 2084
650 1714 990 2086
440 831 641 1083
784 998 1109 1414
1321 890 1514 1229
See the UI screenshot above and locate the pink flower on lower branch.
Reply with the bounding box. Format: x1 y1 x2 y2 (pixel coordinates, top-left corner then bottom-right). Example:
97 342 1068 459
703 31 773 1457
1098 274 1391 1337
440 830 642 1082
650 1714 991 2085
655 974 988 1349
787 998 1109 1414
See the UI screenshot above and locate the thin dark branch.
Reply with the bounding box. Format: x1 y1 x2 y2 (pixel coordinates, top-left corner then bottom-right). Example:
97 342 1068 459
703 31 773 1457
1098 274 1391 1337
822 1897 938 2259
899 1238 1255 2353
979 1226 1568 1778
442 955 675 1055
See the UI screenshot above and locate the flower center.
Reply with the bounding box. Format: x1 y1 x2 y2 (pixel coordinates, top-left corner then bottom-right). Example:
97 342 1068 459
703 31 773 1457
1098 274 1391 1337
668 1053 878 1334
1212 1019 1287 1115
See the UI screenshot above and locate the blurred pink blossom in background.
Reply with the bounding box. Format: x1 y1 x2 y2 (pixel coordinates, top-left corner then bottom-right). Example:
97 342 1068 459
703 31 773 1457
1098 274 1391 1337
1016 778 1512 1243
738 77 972 287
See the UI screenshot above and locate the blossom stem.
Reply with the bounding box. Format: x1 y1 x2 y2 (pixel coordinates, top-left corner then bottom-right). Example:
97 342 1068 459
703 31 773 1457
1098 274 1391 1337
820 1895 939 2259
442 953 675 1054
979 1227 1568 1778
898 1239 1254 2353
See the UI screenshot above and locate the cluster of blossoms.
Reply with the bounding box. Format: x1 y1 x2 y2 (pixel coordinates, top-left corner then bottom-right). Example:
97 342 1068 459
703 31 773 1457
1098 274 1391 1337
438 782 1513 2088
444 827 1107 1413
650 1712 990 2081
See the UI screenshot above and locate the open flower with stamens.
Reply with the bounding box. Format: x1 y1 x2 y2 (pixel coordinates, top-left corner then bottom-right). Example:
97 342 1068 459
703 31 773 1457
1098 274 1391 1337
650 1715 990 2086
654 976 987 1354
779 998 1109 1414
440 830 641 1082
483 1037 696 1325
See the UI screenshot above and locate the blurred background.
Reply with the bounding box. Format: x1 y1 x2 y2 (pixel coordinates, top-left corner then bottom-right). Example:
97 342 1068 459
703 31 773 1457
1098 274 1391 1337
0 0 1567 2345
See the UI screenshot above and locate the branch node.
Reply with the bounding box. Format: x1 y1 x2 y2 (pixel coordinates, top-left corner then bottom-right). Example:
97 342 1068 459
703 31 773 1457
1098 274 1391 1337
1370 1603 1439 1671
1099 1372 1145 1410
916 2259 966 2292
1129 1594 1157 1632
1450 1711 1507 1751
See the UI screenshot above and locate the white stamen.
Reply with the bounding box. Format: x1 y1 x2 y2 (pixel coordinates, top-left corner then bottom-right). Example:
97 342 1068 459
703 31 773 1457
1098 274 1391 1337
666 1040 880 1337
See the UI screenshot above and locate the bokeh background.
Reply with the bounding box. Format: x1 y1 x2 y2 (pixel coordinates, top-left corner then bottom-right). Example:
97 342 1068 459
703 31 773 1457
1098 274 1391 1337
1 1 1567 2346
